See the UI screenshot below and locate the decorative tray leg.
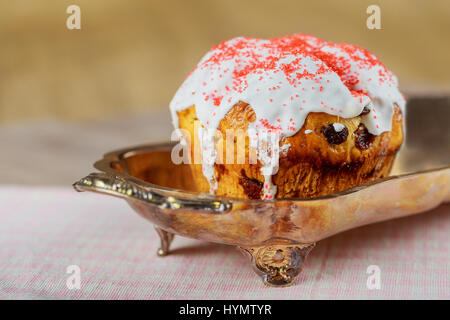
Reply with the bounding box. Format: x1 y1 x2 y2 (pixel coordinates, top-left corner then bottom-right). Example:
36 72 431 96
239 242 315 287
154 226 174 257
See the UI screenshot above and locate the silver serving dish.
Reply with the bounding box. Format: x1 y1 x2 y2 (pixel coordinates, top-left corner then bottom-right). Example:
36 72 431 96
74 97 450 286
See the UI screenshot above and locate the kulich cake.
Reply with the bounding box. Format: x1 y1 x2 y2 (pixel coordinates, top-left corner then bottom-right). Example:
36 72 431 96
170 34 405 200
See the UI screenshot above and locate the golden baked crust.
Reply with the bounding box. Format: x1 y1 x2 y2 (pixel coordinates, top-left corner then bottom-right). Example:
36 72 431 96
177 101 403 199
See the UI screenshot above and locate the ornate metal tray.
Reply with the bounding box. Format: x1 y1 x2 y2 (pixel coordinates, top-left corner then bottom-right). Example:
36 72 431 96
73 97 450 286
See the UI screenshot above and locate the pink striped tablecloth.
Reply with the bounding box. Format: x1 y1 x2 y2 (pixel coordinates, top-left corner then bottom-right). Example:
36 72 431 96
0 186 448 299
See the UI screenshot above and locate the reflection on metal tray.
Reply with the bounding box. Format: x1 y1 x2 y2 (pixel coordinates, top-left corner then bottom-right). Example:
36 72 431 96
73 96 450 287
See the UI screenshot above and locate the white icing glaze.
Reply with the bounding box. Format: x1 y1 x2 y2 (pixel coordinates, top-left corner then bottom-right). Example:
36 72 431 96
332 123 346 132
170 34 405 199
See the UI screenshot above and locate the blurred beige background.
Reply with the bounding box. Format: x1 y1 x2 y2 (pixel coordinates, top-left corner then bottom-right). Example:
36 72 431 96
1 0 449 124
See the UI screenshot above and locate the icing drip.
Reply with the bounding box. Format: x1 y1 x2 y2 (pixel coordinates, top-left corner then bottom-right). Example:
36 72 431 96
169 33 405 199
254 126 280 200
198 126 218 193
